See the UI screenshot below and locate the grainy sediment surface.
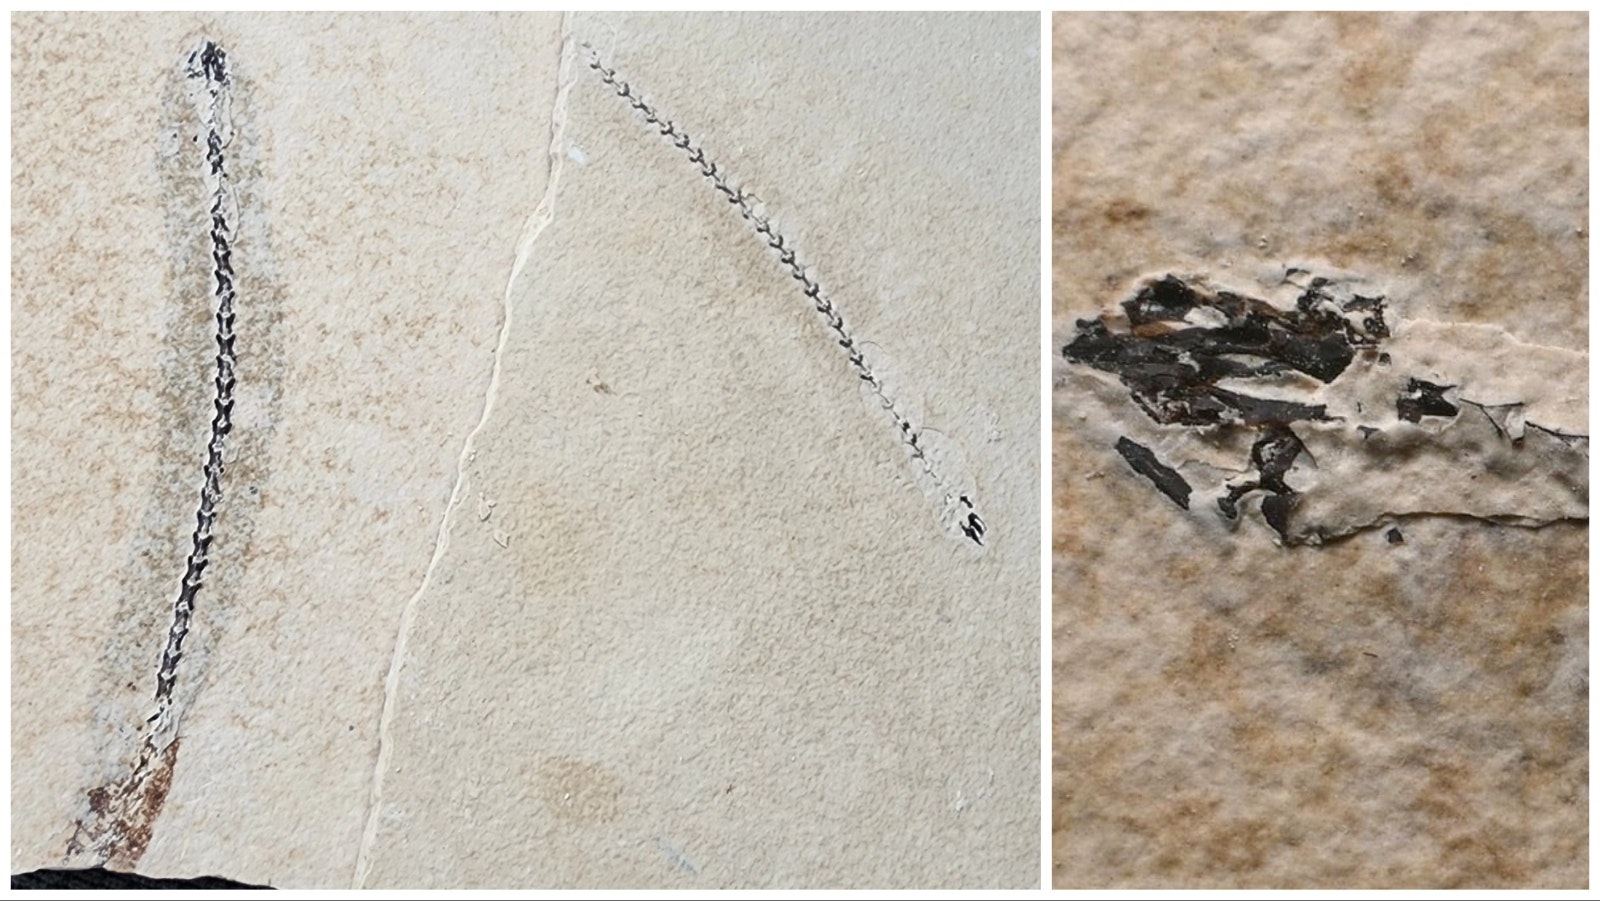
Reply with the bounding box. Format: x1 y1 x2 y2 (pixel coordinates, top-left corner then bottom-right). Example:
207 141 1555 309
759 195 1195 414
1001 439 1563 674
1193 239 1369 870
13 12 1039 888
1053 12 1587 888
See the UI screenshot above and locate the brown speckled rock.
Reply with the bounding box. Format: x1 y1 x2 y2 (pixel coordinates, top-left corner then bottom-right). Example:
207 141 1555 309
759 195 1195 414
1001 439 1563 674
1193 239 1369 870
1053 12 1586 888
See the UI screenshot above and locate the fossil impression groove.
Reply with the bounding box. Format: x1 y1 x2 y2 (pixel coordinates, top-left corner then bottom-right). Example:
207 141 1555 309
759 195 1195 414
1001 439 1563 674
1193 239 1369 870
65 38 239 868
586 48 987 548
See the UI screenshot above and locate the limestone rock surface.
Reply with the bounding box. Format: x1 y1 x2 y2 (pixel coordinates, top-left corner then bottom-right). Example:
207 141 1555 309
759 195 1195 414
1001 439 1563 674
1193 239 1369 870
13 11 1040 889
1053 12 1587 888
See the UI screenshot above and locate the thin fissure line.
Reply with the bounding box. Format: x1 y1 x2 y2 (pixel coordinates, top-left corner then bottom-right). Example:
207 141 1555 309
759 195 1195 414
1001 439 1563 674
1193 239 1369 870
585 48 986 548
352 18 581 889
153 38 237 720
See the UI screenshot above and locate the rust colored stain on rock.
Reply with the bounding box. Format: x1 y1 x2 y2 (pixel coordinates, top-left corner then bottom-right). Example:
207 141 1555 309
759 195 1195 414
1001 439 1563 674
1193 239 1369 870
67 739 181 869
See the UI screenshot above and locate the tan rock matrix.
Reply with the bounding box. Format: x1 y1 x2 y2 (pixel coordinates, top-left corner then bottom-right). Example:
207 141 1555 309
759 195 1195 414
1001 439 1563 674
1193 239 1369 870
1054 12 1586 889
14 12 1041 889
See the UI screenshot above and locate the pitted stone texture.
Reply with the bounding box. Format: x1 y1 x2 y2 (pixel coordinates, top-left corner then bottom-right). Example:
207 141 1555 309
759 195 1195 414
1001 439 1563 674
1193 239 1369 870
1054 11 1586 889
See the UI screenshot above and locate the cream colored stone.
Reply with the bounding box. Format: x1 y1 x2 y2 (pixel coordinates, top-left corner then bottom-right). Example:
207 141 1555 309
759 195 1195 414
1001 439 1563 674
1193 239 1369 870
358 12 1040 889
13 11 1039 888
13 11 563 887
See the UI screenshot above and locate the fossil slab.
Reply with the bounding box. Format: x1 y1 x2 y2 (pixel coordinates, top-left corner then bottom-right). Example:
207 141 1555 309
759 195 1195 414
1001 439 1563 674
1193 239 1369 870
12 12 565 887
355 12 1040 889
1053 11 1587 889
1061 270 1586 544
12 11 1040 888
